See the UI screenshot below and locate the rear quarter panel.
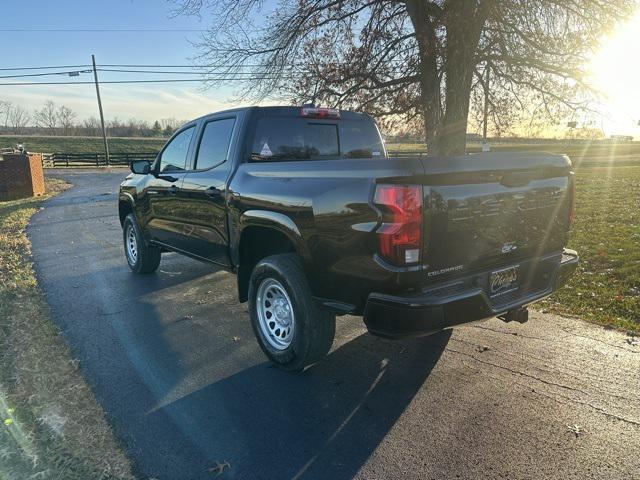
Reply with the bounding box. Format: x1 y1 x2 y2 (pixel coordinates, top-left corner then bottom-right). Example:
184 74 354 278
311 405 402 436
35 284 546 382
228 157 425 309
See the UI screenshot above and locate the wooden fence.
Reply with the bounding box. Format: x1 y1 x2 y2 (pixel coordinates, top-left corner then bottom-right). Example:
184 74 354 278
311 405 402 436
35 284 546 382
41 152 158 167
39 150 427 167
386 151 428 157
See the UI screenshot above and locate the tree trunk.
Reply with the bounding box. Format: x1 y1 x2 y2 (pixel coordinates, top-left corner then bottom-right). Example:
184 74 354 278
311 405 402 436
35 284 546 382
430 0 490 156
434 74 473 156
405 1 441 149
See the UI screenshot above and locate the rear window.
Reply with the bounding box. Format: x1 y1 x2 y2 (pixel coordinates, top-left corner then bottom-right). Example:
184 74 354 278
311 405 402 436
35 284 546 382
251 117 384 161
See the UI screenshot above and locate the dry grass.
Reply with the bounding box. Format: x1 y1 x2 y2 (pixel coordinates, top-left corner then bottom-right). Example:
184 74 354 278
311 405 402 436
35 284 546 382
0 178 133 480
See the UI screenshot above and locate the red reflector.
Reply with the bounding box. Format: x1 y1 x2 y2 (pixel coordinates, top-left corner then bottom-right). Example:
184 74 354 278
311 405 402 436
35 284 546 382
300 107 340 119
374 184 423 265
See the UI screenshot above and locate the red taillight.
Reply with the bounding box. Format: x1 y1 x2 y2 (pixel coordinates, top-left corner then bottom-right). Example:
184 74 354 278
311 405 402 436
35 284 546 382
373 184 423 265
568 172 576 227
300 107 340 119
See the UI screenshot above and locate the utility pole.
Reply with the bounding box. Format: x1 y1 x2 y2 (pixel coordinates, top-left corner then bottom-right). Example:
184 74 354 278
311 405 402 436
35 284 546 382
482 61 491 152
91 54 110 165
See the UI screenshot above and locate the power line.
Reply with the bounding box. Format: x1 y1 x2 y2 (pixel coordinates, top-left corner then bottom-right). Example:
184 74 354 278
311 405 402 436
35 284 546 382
0 28 207 32
97 63 301 68
0 76 307 86
0 68 310 79
96 62 379 68
0 70 93 79
96 68 305 75
0 80 206 86
0 61 413 85
0 64 91 71
100 64 217 68
0 63 251 73
98 68 214 74
0 62 411 72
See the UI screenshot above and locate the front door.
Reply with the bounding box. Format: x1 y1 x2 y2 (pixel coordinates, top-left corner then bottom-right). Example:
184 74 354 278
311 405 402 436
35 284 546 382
180 116 237 266
146 125 196 247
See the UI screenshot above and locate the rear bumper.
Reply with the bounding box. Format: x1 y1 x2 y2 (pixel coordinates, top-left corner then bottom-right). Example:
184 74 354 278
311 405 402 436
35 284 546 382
363 249 578 338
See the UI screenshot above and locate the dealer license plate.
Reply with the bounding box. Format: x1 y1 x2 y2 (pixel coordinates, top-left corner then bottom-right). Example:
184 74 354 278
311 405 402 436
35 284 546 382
490 266 519 296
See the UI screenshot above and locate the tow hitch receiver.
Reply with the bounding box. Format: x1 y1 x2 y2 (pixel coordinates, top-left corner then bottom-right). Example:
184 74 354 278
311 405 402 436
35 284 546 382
498 307 529 324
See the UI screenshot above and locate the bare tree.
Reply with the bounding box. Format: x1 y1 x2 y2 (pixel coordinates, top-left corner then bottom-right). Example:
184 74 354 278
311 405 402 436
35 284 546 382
0 100 12 129
34 100 59 134
159 118 185 136
57 105 77 136
175 0 635 155
8 105 30 134
83 116 101 136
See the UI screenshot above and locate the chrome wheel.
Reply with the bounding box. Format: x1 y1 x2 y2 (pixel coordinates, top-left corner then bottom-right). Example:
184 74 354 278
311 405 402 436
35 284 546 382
256 278 295 350
125 224 138 265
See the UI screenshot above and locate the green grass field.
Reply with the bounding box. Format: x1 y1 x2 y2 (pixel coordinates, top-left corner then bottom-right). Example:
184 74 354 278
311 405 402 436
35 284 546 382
0 135 165 154
387 141 640 168
539 165 640 334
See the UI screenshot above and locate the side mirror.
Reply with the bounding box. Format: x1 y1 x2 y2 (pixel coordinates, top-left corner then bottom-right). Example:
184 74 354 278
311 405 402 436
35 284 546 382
130 160 151 175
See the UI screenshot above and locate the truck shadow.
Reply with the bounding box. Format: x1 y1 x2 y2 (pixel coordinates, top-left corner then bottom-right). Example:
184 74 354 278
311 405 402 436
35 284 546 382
30 171 452 479
149 329 451 480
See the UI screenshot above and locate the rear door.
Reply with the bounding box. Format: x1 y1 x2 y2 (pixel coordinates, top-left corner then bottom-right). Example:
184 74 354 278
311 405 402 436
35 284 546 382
146 125 196 246
180 114 240 265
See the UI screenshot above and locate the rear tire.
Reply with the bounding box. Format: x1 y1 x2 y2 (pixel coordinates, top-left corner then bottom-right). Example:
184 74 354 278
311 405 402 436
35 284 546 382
248 253 335 372
123 213 161 274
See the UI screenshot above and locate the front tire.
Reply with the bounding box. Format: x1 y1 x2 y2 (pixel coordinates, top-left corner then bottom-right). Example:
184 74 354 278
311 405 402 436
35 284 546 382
123 213 161 274
248 254 335 371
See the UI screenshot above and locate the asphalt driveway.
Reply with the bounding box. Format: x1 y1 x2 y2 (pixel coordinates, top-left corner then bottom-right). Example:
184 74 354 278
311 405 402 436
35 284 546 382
28 169 639 480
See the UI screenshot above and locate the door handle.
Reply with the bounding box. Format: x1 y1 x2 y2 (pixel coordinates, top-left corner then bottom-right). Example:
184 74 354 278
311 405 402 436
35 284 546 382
205 186 222 197
168 185 179 195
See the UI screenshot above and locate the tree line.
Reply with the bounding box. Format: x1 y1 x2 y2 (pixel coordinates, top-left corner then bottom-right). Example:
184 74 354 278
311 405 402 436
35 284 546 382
0 100 185 137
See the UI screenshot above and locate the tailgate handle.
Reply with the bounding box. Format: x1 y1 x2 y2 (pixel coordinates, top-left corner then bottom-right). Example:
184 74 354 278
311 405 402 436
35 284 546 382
500 172 531 187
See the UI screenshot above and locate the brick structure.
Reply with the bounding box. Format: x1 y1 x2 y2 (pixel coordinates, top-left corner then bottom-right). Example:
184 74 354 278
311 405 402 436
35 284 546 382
0 153 46 200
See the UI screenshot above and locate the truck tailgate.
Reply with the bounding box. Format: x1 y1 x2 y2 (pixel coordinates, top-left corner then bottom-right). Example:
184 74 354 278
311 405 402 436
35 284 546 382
417 152 573 276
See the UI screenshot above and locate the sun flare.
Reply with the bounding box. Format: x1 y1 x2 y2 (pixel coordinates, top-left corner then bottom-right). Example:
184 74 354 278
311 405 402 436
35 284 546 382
589 8 640 138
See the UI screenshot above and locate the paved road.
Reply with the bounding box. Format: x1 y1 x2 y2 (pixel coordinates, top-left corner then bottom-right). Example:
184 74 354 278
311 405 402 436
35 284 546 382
29 169 639 480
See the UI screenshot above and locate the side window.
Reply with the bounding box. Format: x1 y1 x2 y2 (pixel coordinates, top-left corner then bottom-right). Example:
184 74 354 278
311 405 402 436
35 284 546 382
159 126 195 172
195 118 236 170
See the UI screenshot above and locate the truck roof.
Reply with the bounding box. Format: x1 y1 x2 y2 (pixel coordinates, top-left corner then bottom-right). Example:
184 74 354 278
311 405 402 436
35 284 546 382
194 105 370 122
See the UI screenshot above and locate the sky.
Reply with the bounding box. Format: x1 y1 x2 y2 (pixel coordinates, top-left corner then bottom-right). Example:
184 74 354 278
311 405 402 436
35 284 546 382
1 0 640 138
588 8 640 139
0 0 242 122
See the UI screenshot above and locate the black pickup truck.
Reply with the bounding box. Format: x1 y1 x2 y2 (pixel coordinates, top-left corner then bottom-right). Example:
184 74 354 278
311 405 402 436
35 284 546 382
119 106 578 371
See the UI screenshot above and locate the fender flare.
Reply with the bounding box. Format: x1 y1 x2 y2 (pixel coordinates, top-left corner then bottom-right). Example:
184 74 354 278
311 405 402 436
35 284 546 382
118 192 136 225
232 210 311 266
232 210 312 303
